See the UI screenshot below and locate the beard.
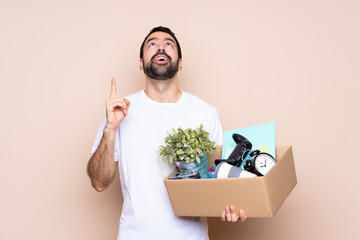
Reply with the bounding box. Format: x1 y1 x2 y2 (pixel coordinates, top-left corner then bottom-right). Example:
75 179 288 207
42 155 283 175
143 52 179 81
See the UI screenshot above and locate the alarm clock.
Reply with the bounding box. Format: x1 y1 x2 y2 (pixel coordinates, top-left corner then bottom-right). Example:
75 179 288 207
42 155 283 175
244 150 277 176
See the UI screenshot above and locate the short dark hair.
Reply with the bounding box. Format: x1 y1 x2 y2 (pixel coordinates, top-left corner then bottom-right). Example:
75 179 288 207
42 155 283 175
140 26 182 59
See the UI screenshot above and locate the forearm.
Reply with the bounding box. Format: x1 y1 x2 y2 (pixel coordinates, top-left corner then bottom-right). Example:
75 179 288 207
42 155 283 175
87 127 118 192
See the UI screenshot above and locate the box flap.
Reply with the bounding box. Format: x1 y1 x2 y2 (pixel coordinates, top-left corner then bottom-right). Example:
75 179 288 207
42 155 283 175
264 145 297 216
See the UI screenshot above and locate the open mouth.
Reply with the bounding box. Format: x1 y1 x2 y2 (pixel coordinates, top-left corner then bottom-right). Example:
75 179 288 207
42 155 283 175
153 54 170 64
157 56 166 61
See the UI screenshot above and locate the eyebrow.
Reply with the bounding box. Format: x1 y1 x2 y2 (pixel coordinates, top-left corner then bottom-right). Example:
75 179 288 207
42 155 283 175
146 37 175 45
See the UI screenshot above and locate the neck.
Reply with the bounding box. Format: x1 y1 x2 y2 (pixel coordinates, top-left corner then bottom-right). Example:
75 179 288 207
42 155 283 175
144 75 182 103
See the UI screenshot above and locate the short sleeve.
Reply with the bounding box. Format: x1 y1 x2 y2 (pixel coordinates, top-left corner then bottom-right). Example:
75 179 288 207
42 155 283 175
208 107 223 146
91 115 121 162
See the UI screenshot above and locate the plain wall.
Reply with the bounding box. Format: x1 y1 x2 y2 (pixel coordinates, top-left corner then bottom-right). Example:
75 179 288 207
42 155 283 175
1 0 359 239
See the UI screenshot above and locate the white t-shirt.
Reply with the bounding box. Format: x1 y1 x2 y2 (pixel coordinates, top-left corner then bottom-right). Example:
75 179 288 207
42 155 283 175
92 90 223 240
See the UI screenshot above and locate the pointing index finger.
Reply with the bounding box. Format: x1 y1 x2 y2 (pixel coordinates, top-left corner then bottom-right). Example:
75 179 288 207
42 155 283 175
110 77 117 99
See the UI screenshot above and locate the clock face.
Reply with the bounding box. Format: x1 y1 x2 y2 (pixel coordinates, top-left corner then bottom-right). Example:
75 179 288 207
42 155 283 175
254 153 276 175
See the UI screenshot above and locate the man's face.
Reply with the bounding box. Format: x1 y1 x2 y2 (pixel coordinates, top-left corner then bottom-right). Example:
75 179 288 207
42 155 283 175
140 31 182 80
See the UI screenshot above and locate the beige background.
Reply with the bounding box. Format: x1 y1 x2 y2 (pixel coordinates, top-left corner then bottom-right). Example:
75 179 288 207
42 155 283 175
1 0 359 239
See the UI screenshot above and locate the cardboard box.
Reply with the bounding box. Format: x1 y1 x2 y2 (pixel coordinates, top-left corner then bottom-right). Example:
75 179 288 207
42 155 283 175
163 145 297 218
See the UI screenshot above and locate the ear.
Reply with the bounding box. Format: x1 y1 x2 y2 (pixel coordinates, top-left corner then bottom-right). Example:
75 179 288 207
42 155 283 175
178 58 182 71
139 58 144 71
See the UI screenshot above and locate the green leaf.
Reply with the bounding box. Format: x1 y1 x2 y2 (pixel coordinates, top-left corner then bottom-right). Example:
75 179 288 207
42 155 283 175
176 149 185 155
163 162 168 169
185 131 190 140
185 149 193 154
195 155 200 163
169 155 173 163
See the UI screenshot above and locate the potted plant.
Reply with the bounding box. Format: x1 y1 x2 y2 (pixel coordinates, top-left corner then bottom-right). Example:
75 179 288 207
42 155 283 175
158 124 218 179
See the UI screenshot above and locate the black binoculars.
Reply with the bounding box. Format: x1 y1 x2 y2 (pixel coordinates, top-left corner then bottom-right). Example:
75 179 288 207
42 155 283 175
215 133 252 167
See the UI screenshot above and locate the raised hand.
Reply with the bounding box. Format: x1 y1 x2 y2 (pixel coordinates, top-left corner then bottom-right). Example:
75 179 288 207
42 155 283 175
105 77 130 130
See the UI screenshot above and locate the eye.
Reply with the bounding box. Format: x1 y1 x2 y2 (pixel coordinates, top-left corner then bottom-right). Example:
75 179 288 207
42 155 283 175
149 42 156 47
166 42 173 47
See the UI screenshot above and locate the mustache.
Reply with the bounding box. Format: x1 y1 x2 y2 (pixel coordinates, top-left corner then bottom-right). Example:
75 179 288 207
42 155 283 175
151 52 172 62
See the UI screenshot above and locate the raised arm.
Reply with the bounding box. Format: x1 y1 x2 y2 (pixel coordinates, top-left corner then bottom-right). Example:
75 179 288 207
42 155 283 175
87 78 130 192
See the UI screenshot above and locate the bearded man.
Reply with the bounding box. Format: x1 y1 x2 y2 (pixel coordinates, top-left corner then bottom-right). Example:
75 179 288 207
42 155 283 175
87 26 246 240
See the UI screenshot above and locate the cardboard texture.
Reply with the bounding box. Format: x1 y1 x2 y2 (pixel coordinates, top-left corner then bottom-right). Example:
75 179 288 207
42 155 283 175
163 145 297 218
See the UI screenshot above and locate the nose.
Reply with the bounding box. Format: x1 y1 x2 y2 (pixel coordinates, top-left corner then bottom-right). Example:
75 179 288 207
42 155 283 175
157 44 165 53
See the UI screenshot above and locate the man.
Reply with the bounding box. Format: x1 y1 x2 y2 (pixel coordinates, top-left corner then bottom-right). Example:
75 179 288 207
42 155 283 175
87 26 246 240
